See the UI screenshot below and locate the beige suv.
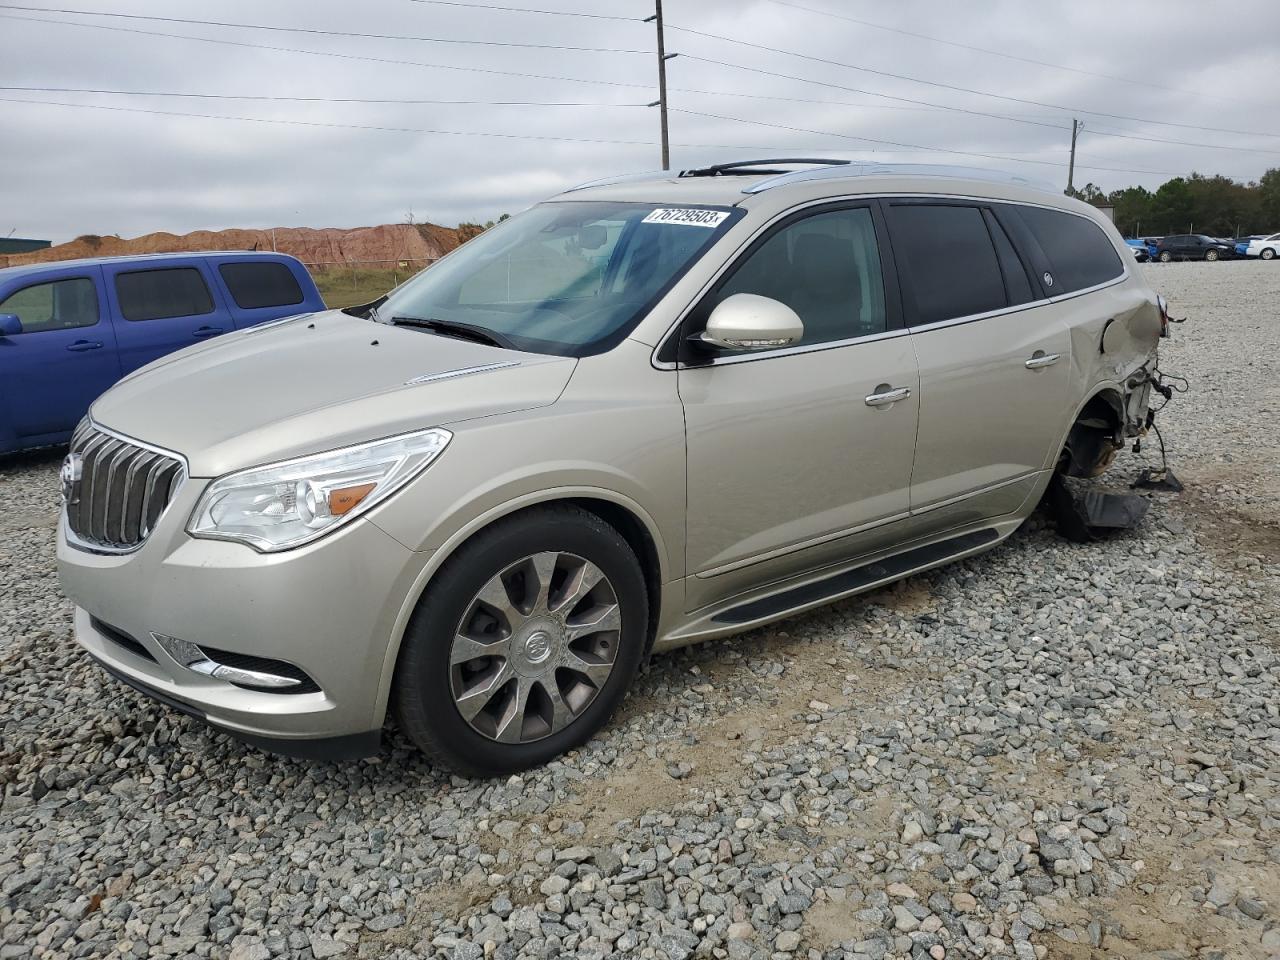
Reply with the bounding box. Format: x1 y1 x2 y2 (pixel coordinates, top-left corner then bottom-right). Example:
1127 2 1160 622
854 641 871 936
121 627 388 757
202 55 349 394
57 160 1167 775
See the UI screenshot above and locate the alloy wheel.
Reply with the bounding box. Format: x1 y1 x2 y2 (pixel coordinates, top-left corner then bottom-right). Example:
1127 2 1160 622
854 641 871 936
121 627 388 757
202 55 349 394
448 551 621 743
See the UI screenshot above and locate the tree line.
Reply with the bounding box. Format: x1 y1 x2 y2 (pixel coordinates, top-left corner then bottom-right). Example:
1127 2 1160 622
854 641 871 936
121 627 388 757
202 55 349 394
1068 168 1280 238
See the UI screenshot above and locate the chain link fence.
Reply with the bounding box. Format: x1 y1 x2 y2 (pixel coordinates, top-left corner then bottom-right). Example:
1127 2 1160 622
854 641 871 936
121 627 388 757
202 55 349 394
301 257 441 309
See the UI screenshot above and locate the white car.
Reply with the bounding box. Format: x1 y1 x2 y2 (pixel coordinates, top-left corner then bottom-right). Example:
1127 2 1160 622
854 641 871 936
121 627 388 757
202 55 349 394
1245 233 1280 260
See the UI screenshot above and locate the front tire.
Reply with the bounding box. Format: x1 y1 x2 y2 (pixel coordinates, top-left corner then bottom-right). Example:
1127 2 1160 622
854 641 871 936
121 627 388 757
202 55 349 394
1159 250 1173 263
1205 249 1219 261
393 505 648 776
1263 248 1276 261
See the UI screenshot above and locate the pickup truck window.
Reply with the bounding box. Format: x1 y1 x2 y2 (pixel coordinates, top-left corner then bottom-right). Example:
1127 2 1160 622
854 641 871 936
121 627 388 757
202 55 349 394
218 261 305 310
0 277 98 333
116 267 215 322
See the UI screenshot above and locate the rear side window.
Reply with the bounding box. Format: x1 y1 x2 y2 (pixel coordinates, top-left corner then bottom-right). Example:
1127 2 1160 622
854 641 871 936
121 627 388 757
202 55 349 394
886 203 1006 325
116 268 215 321
0 277 98 333
1018 207 1124 292
218 261 305 310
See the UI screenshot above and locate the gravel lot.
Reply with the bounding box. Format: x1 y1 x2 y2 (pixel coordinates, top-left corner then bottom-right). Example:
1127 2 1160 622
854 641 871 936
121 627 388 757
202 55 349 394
2 261 1278 960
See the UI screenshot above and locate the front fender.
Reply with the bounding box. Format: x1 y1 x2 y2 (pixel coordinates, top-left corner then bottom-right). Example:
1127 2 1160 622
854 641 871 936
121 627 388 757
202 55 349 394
368 482 673 728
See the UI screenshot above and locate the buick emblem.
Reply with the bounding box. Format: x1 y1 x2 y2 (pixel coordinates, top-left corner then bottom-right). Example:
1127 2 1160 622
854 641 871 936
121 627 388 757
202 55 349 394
60 453 83 506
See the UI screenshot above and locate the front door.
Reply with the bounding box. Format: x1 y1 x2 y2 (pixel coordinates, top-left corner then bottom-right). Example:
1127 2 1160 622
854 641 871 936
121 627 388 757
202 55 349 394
0 268 122 446
678 203 919 610
883 200 1071 522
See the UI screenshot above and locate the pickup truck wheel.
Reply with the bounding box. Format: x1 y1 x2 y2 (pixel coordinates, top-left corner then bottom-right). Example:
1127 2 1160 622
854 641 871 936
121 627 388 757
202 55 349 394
1263 248 1276 261
393 505 647 776
1205 249 1220 261
1158 250 1173 262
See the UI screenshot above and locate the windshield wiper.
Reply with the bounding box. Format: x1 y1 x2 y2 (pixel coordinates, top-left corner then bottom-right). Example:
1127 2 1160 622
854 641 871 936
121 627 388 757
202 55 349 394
388 316 514 349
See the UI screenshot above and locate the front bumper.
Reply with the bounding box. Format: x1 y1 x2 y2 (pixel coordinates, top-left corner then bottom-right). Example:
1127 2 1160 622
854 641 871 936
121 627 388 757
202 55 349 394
57 479 432 759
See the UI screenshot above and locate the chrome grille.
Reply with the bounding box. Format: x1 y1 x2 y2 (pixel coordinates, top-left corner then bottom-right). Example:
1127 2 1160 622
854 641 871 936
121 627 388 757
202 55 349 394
66 420 185 551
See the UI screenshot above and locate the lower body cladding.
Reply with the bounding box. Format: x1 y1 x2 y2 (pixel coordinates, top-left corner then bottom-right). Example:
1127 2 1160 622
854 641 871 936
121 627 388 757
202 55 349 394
57 506 432 760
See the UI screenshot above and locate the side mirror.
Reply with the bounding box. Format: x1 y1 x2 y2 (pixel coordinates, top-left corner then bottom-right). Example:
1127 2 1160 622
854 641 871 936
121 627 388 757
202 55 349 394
0 313 22 337
698 293 803 352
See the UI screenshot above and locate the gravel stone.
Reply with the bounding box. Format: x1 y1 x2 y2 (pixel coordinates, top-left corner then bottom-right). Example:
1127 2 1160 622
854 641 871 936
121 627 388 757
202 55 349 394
1 262 1277 960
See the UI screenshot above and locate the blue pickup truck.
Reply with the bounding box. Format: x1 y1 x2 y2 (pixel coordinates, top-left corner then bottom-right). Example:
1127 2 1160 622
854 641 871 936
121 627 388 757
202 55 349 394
0 251 323 454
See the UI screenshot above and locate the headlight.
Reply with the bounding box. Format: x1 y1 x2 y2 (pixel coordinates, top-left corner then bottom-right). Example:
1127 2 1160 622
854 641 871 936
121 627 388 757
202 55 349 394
188 428 451 552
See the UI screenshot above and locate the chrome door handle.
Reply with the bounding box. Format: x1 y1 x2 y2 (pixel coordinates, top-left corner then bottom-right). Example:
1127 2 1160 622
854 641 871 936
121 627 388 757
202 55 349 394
864 386 911 407
1024 352 1061 369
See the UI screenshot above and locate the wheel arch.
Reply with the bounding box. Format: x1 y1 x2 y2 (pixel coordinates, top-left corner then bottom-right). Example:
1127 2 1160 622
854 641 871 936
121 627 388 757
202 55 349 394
371 486 669 726
1056 385 1126 478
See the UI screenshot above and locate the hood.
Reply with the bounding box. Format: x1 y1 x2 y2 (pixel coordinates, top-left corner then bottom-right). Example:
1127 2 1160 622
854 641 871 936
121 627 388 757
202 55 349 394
91 310 576 477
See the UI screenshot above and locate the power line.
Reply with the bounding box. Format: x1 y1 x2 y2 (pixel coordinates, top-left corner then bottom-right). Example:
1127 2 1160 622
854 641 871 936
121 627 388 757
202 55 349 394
0 93 960 157
400 0 636 21
765 0 1250 105
666 23 1280 141
0 85 651 107
0 13 652 90
0 4 649 53
0 95 666 145
670 107 1219 178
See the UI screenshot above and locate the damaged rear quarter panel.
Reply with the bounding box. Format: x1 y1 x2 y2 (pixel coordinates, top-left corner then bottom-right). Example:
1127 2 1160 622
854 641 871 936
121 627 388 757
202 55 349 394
1062 276 1162 390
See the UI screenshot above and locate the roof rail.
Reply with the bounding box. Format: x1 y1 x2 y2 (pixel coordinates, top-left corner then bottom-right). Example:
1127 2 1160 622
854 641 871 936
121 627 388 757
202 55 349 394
679 158 850 178
742 162 1057 194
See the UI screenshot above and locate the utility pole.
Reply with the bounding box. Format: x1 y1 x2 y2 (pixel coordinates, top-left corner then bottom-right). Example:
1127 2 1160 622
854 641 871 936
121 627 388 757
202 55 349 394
645 1 674 170
1066 118 1080 196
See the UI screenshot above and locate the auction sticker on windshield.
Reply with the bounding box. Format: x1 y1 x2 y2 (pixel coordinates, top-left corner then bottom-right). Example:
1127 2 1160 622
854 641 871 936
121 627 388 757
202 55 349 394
642 208 730 227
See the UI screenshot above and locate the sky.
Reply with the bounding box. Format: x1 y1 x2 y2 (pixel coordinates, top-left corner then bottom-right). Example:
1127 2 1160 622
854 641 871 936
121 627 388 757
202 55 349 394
2 0 1279 243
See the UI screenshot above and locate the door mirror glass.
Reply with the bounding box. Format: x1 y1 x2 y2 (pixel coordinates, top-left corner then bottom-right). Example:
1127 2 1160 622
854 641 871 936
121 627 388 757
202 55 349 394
0 312 22 336
699 293 803 351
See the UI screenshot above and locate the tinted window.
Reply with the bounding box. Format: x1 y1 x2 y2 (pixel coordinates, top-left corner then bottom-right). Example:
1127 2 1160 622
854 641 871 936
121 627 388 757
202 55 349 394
711 206 887 346
887 204 1006 325
984 210 1034 306
116 268 215 321
0 277 98 333
218 261 304 310
1018 206 1124 293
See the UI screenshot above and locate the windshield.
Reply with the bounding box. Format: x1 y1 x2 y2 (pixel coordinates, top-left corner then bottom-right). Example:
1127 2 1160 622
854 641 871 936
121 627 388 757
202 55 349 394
376 201 739 356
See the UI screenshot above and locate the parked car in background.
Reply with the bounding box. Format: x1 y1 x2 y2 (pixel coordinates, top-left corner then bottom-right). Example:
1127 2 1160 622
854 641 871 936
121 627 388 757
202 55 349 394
1154 234 1236 262
57 160 1168 773
1243 233 1280 260
1234 236 1263 257
1124 238 1150 262
0 252 323 454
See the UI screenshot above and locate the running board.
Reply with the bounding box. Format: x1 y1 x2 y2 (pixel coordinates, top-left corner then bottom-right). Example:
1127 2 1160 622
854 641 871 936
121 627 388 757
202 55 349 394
711 528 1000 625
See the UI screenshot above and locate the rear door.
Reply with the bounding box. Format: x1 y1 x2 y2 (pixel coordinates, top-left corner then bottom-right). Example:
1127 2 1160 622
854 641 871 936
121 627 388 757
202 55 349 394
0 267 121 445
103 259 235 373
212 257 312 329
678 202 919 609
884 199 1072 525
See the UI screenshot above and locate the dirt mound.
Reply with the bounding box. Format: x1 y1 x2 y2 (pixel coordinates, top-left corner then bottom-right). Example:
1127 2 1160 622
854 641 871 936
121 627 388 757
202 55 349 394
1 223 463 271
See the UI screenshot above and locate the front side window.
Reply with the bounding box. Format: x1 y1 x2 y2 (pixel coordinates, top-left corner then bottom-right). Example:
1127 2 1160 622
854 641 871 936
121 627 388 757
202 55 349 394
709 206 887 346
0 277 98 333
115 267 215 322
377 201 738 356
219 261 304 310
886 203 1007 325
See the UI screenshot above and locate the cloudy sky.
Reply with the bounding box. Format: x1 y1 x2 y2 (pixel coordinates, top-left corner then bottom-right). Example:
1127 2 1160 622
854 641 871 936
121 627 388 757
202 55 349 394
3 0 1279 242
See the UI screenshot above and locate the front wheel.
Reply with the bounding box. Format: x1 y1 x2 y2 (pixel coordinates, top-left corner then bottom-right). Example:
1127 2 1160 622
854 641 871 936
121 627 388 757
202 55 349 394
1263 248 1276 261
1158 250 1173 262
1205 249 1220 261
393 505 648 776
